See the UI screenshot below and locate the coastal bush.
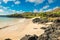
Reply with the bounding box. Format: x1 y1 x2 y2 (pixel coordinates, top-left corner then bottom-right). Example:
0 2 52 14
46 12 60 17
7 13 24 18
6 12 60 21
48 17 60 23
54 18 60 23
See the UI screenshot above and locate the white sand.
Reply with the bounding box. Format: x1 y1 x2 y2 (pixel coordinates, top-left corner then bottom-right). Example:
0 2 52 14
0 19 47 40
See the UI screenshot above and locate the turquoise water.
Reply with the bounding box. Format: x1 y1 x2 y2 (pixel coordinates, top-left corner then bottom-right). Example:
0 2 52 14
0 17 20 27
0 17 19 22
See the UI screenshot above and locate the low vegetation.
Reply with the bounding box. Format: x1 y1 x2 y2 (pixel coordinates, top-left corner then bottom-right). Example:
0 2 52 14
6 8 60 22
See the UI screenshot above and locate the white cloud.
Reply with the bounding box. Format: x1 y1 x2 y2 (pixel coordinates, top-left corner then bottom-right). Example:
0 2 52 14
3 0 16 3
14 1 20 4
3 0 21 5
48 0 53 4
3 0 8 3
53 6 59 10
39 9 52 12
33 9 38 13
45 9 52 12
33 5 49 12
42 5 49 9
40 6 59 12
0 2 1 4
33 6 59 13
26 0 35 2
0 9 4 12
3 7 8 9
16 10 25 13
33 5 52 12
0 6 9 10
39 5 49 12
0 6 12 15
12 10 16 12
39 9 44 12
26 0 45 5
11 10 25 13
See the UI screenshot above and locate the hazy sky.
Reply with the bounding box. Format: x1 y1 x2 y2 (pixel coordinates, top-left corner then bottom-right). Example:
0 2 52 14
0 0 60 15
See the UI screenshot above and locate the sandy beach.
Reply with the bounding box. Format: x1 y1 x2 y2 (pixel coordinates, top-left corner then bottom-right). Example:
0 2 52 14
0 18 48 40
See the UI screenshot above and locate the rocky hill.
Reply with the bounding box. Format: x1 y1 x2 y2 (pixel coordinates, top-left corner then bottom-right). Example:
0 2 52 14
52 8 60 12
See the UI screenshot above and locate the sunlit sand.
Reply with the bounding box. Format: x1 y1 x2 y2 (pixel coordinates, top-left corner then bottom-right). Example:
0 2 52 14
0 19 51 40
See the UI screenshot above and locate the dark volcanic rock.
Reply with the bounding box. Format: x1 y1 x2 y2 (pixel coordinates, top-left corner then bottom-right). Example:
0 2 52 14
38 23 60 40
20 23 60 40
32 18 41 23
32 18 48 24
5 38 11 40
20 35 38 40
54 18 60 23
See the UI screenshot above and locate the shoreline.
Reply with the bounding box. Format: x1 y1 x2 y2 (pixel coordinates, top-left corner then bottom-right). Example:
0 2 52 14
0 18 53 40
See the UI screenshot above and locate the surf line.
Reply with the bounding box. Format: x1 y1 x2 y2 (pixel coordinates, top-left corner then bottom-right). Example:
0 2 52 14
0 19 26 30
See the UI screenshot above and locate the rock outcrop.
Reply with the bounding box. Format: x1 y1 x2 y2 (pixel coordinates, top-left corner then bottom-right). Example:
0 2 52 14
20 35 38 40
37 23 60 40
21 23 60 40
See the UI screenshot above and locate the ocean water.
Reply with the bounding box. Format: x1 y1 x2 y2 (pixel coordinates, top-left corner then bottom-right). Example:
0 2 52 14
0 17 19 22
0 17 20 28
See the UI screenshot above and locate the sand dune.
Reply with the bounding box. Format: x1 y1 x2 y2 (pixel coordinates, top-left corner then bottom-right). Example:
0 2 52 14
0 19 46 40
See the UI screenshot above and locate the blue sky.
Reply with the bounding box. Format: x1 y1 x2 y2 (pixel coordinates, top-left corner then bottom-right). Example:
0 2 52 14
0 0 60 15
